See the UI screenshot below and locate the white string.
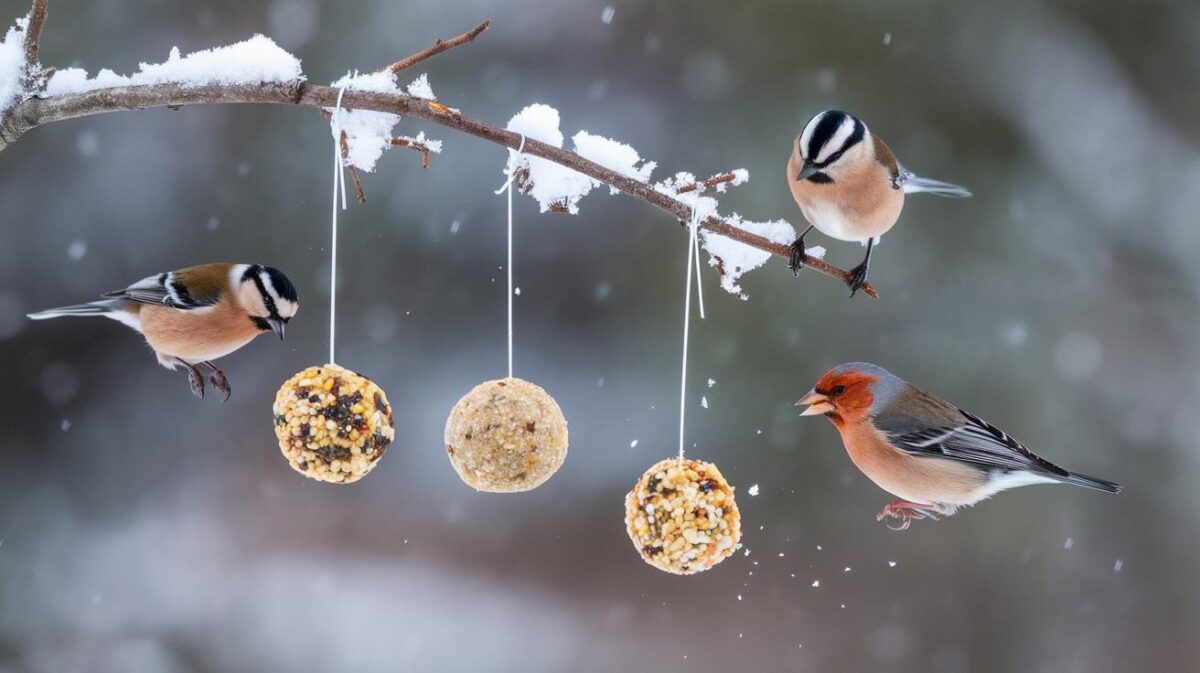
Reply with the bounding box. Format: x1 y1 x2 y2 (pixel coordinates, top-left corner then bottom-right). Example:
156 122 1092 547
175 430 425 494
691 205 706 320
329 86 348 365
494 133 526 379
678 200 700 464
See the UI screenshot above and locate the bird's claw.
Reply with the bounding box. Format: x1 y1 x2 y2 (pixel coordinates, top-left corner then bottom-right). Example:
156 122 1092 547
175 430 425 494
876 501 941 531
184 367 205 399
847 263 869 298
788 238 809 277
205 363 232 402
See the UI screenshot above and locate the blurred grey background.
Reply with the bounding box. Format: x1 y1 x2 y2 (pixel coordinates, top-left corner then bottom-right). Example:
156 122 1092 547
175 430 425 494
1 0 1198 671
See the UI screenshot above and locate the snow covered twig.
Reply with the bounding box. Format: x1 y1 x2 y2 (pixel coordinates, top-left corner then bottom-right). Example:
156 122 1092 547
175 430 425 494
0 0 877 299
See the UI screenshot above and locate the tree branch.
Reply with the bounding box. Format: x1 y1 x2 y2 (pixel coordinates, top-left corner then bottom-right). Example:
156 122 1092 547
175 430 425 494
21 0 49 89
0 7 876 299
381 20 491 74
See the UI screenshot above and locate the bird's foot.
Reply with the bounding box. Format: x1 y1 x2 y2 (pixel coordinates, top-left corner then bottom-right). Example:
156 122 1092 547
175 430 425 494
847 262 869 298
177 359 205 399
876 501 941 531
202 361 231 402
788 238 809 277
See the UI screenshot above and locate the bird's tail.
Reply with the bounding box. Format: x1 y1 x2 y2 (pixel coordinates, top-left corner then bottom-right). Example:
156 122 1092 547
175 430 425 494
903 175 972 198
1058 471 1122 494
27 299 123 320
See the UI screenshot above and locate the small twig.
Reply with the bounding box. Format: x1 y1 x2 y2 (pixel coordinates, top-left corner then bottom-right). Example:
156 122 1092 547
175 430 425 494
22 0 49 89
382 20 491 74
339 130 367 203
390 137 431 168
0 9 878 299
675 171 739 194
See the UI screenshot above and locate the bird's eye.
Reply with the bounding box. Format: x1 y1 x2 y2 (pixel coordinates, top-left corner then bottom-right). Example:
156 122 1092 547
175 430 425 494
831 385 847 396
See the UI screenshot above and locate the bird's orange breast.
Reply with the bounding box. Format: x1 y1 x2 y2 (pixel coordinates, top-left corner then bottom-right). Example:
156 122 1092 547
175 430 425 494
786 153 905 242
837 422 985 505
140 302 262 362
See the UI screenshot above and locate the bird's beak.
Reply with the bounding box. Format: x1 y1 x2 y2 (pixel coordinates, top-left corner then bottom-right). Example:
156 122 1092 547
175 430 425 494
795 161 820 182
267 318 286 340
796 389 833 417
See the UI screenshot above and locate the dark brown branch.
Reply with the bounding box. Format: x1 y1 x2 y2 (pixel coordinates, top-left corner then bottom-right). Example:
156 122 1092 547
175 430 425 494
339 130 367 203
21 0 49 89
0 16 876 299
390 137 432 168
675 171 740 194
381 20 491 74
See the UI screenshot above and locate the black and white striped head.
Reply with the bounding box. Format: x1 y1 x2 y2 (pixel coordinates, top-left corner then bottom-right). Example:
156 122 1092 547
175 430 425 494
233 264 299 339
794 110 869 183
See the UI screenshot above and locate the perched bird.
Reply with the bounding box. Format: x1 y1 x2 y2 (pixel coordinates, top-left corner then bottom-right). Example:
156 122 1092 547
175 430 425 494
797 362 1120 530
28 263 298 400
787 110 971 296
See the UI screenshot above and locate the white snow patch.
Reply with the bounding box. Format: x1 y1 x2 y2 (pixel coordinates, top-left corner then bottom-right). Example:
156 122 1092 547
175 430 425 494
0 16 29 113
700 396 708 409
601 6 615 24
700 215 799 298
405 73 436 99
629 439 638 448
328 70 402 172
573 131 656 192
747 484 759 497
504 104 656 213
707 378 716 387
44 35 303 97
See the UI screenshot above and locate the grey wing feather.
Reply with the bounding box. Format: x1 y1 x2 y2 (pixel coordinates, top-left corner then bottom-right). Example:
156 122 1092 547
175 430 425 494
102 273 220 310
885 409 1069 477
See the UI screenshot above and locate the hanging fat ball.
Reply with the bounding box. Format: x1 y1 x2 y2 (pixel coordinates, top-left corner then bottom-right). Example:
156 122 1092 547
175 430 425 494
625 458 742 575
274 364 395 484
444 377 568 492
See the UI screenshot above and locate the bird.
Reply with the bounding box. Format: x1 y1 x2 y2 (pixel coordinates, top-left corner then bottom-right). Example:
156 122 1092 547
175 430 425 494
786 110 971 297
796 362 1120 530
27 263 298 400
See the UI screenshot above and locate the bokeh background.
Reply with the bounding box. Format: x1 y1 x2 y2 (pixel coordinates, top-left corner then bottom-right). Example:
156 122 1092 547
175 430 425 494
1 0 1198 671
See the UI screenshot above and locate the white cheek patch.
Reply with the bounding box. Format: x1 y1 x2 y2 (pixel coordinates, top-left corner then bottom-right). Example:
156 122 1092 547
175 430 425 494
276 299 299 318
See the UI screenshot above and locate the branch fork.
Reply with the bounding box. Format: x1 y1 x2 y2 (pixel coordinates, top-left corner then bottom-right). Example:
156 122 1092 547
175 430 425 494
1 0 877 299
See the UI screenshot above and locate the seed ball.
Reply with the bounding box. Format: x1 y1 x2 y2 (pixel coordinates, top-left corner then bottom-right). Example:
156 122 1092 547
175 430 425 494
444 377 568 492
625 458 742 575
273 363 395 484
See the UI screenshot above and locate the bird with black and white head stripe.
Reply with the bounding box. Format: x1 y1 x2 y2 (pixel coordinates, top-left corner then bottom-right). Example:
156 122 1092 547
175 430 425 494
787 110 971 296
28 263 298 399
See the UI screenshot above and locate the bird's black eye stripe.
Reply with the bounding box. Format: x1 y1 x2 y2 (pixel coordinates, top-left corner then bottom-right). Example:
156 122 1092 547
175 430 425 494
248 270 281 320
831 385 847 396
250 316 272 331
805 111 846 160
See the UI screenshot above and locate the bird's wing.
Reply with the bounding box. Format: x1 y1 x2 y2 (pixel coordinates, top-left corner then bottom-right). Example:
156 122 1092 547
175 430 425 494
884 408 1069 477
101 271 222 310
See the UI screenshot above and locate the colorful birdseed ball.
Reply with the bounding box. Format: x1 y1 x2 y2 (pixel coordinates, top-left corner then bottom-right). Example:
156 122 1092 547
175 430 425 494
625 458 742 575
273 363 395 484
444 377 568 492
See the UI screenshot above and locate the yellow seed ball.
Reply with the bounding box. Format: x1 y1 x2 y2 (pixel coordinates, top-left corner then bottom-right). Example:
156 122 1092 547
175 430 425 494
444 377 568 493
273 363 395 484
625 458 742 575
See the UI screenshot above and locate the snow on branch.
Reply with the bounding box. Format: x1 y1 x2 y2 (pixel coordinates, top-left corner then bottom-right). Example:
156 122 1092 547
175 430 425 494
0 0 878 299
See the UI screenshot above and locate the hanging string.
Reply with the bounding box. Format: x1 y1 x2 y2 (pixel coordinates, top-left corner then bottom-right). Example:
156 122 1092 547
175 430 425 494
677 199 702 463
692 207 706 320
328 86 348 365
494 133 526 379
